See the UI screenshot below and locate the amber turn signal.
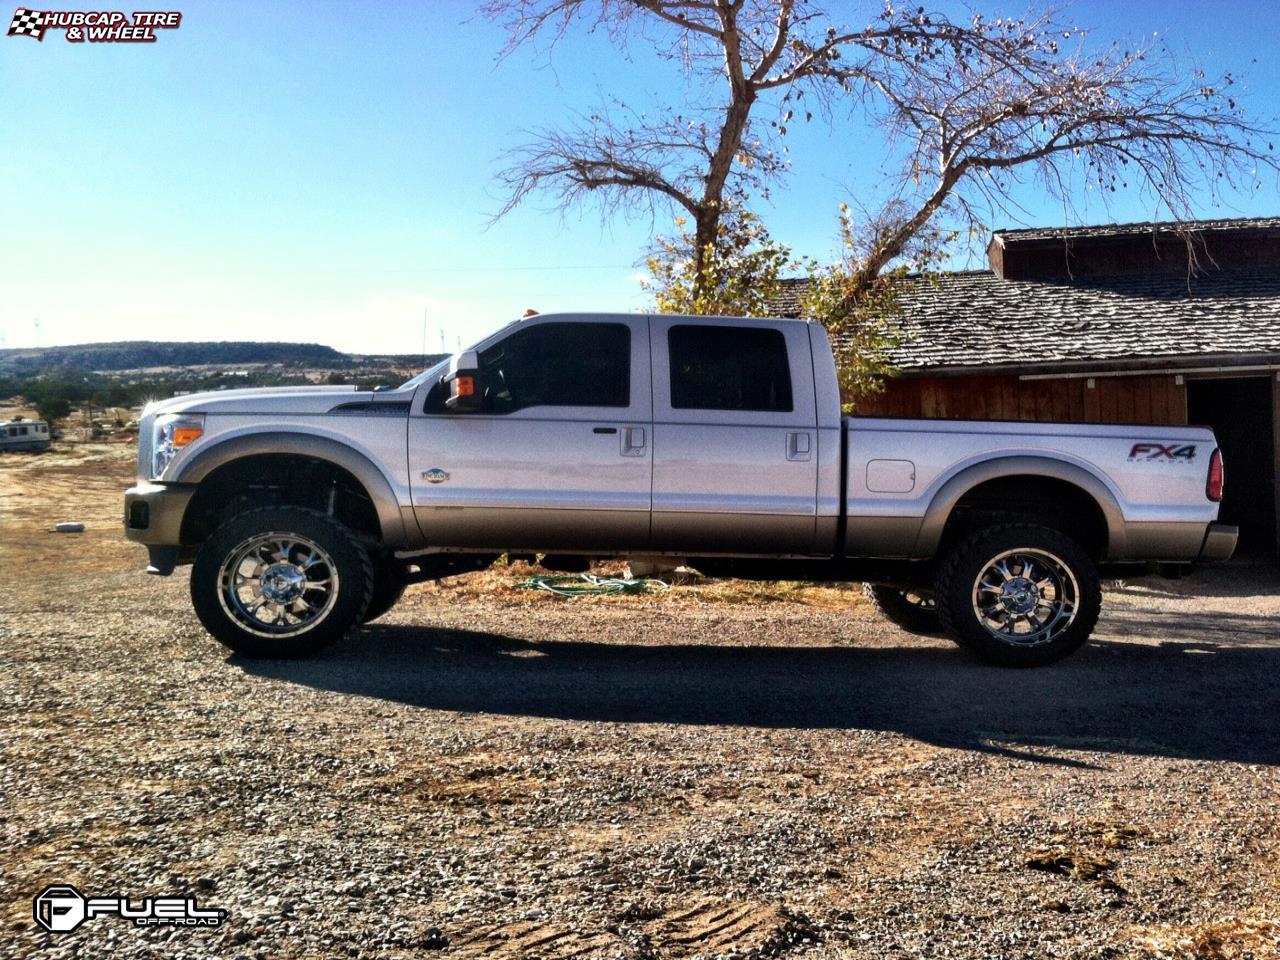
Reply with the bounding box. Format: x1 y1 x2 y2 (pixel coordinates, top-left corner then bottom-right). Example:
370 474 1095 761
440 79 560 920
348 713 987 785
172 426 204 447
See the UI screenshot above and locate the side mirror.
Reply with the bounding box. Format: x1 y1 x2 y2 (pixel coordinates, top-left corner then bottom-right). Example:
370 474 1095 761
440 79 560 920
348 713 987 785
444 350 482 412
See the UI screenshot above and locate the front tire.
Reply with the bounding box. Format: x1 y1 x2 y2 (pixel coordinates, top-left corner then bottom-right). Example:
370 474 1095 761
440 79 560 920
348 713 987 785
191 506 373 658
935 523 1101 667
862 584 942 635
362 559 408 623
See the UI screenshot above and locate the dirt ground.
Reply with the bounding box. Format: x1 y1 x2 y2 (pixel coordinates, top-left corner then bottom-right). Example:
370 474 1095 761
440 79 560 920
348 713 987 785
1 444 1277 960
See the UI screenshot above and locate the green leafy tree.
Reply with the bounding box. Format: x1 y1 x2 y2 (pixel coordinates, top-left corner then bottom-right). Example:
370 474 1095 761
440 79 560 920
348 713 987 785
799 203 955 407
644 203 797 318
35 394 72 422
646 200 946 409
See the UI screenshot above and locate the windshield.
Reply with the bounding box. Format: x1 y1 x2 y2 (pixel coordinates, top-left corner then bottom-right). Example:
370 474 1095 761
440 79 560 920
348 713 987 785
398 356 452 391
398 317 525 390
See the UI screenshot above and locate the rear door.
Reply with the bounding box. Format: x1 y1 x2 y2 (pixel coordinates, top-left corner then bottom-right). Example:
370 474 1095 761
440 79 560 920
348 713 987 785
408 316 652 551
650 317 819 554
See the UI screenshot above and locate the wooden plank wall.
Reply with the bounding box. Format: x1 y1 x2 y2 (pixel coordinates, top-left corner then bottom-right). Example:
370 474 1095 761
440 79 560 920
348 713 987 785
856 373 1188 425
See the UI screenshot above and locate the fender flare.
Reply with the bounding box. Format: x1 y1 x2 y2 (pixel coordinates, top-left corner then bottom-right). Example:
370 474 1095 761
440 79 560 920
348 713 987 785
174 432 406 546
913 455 1126 559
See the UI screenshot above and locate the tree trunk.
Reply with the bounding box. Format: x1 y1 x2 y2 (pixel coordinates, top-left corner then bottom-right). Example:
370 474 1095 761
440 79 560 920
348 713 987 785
690 0 754 305
835 166 965 315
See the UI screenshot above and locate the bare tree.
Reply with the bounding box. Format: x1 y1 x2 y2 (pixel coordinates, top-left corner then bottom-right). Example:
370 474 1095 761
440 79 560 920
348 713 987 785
487 0 808 271
821 10 1277 298
486 0 1275 304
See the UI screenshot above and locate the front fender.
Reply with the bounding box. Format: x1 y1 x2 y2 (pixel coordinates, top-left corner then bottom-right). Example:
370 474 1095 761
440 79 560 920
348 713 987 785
174 431 410 548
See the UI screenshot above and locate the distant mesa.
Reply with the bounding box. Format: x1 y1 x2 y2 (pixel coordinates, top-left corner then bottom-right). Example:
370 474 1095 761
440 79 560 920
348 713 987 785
0 342 438 375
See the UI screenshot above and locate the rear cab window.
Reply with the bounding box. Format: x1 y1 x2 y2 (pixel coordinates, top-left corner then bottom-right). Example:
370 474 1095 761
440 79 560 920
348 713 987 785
668 324 793 412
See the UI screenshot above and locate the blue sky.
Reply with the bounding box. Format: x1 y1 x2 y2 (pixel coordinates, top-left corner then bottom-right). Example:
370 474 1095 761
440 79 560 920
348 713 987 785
1 0 1277 354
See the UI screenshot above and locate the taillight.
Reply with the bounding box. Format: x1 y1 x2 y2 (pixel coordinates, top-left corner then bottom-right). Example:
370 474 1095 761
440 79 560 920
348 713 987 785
1207 447 1224 502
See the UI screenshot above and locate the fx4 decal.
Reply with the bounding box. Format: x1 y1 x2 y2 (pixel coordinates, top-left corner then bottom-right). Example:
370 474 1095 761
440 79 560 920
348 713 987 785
1128 442 1197 462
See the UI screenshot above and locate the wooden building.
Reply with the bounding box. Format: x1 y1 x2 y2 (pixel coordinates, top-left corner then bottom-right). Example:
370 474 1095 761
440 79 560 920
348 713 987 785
775 217 1280 555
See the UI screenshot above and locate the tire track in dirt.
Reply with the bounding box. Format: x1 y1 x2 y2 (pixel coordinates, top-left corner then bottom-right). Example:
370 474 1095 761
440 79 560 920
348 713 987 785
451 899 813 959
653 898 811 957
451 919 632 958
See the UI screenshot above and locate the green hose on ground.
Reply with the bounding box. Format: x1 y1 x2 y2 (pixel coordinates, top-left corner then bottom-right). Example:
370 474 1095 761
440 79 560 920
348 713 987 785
513 574 670 596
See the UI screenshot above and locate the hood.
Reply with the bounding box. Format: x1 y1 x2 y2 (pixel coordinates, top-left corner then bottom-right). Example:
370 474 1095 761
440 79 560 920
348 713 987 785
146 384 373 417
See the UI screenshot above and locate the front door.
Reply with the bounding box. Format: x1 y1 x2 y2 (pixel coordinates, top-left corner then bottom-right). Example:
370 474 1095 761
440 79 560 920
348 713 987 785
649 317 819 555
408 316 652 551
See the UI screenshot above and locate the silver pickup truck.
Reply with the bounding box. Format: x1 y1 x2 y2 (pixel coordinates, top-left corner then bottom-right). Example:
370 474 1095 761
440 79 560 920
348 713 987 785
124 312 1235 666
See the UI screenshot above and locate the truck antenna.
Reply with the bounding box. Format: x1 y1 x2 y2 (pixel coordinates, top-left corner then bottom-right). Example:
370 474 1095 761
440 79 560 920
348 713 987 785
427 308 437 368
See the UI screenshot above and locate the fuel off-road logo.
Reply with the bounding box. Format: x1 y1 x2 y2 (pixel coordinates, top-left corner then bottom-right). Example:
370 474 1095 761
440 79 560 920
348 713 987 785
1128 442 1197 462
7 7 181 42
33 884 225 933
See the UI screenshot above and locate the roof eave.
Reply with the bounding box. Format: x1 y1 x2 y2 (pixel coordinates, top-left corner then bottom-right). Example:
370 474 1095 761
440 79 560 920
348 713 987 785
892 351 1280 379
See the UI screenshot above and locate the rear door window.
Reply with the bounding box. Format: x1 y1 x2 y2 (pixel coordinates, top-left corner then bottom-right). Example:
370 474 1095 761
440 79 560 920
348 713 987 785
668 325 793 412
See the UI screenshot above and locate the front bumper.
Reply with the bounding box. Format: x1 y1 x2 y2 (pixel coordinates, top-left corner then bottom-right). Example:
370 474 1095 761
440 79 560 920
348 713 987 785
123 482 196 575
1197 522 1238 563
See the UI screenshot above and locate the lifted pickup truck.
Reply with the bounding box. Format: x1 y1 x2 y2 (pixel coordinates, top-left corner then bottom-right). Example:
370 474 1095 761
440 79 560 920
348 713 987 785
124 312 1236 665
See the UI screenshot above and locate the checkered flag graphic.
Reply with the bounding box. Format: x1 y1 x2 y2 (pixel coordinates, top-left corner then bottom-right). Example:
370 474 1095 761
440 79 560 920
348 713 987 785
7 7 46 39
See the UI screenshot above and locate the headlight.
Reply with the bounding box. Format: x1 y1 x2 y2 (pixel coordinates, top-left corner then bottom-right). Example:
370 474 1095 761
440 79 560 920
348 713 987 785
151 413 205 479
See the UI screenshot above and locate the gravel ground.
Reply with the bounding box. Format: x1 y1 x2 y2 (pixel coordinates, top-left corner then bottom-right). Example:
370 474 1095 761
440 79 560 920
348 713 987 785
1 445 1278 959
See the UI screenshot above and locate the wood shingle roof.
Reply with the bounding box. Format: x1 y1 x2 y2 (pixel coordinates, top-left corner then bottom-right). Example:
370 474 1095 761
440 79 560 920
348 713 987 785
774 268 1280 375
773 217 1280 375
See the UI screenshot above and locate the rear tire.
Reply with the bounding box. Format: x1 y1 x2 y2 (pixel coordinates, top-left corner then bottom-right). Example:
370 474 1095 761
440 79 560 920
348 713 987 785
935 523 1101 667
862 584 942 635
191 506 373 658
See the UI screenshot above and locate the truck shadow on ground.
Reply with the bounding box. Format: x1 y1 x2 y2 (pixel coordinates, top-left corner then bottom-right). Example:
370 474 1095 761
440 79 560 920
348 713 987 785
236 606 1280 767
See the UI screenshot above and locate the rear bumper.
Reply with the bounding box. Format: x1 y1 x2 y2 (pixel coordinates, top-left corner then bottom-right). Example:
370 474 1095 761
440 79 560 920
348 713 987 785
123 482 196 575
1197 522 1238 563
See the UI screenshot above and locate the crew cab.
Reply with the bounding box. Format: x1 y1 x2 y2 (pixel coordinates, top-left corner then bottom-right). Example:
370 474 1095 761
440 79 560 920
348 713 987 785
124 312 1236 665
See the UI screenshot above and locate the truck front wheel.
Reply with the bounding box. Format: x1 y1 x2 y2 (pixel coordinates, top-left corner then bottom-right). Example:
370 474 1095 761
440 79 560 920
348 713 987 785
191 506 373 658
935 523 1101 667
862 584 942 635
362 559 408 623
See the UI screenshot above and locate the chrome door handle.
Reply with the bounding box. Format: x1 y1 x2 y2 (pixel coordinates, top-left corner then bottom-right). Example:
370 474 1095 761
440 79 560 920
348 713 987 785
786 431 812 462
621 426 646 457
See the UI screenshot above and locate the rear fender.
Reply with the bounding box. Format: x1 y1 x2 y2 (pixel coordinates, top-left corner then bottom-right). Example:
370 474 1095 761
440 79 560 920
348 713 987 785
914 455 1126 559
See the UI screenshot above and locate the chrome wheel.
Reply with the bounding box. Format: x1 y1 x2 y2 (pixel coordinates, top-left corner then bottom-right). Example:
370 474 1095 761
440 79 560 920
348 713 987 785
217 532 340 638
971 547 1079 648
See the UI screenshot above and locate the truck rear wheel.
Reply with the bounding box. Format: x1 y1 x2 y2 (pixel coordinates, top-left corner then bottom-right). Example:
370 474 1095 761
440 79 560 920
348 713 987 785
191 506 373 658
935 523 1101 667
861 584 942 635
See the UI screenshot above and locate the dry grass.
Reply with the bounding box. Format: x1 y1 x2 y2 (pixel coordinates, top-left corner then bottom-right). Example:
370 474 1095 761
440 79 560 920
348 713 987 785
1133 918 1280 959
0 399 39 420
412 558 870 611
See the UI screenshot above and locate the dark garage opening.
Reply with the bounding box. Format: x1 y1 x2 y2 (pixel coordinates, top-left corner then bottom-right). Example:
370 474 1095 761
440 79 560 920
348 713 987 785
1187 376 1277 556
